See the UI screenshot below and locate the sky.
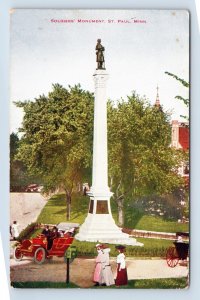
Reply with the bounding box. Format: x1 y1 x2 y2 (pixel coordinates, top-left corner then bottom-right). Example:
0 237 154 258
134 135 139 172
10 9 189 133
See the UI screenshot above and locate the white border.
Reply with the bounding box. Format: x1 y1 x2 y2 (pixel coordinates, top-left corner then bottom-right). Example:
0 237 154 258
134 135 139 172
0 1 200 300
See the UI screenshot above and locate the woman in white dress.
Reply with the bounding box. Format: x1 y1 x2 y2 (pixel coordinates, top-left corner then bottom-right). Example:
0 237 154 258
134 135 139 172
100 245 115 286
11 221 19 240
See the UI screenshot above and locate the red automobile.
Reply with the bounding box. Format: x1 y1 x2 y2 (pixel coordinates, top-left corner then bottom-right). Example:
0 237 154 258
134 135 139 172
14 233 74 264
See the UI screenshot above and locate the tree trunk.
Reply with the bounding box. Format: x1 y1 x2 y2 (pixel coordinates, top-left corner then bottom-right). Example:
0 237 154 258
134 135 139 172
117 197 124 227
66 191 71 220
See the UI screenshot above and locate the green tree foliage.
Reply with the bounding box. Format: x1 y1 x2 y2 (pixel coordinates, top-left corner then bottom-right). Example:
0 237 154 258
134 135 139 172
10 132 19 160
15 84 94 219
14 84 185 225
108 93 185 226
10 132 32 191
165 72 189 121
10 132 20 190
165 71 189 219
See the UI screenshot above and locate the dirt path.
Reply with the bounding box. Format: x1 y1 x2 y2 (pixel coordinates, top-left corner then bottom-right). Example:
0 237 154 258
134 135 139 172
10 257 189 288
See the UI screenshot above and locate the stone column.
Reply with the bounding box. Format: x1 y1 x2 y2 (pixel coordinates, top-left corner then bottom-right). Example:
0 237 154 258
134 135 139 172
91 70 110 195
75 70 142 246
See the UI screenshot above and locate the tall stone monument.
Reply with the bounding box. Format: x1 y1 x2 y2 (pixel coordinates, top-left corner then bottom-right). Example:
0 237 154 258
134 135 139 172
76 40 142 245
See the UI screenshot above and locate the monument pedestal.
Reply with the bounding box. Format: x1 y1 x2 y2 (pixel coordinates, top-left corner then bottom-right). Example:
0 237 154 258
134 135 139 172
76 189 142 245
75 68 142 246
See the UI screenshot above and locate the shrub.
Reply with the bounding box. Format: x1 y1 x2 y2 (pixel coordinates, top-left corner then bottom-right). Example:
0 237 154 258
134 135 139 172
17 222 39 241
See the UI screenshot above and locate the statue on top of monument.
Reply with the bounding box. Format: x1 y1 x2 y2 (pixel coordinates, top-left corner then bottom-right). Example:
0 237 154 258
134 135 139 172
96 39 105 70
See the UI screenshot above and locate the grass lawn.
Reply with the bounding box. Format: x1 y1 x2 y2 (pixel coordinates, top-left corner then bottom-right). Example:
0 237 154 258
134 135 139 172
11 277 188 289
37 193 88 224
37 193 189 233
128 214 189 233
72 237 173 257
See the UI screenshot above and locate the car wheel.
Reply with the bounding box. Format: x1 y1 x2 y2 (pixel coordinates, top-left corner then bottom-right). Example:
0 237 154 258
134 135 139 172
34 247 46 264
14 247 23 261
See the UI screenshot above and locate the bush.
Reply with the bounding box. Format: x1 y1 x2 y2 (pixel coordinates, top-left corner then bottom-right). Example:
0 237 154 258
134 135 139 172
17 222 39 241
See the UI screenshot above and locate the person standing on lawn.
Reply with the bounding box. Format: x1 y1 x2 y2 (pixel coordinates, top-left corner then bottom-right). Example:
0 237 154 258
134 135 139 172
115 245 128 286
93 244 104 286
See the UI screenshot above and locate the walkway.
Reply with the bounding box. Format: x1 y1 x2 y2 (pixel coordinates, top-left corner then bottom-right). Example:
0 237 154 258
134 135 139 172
10 257 189 288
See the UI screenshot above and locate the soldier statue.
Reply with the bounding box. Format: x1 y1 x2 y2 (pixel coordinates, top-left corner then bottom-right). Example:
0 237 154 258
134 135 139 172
96 39 105 70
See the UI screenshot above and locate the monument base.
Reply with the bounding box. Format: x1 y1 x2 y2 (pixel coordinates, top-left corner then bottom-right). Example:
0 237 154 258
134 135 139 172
75 214 143 246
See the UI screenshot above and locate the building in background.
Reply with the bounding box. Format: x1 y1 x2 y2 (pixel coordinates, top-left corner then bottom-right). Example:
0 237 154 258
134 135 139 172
171 120 189 183
154 86 189 183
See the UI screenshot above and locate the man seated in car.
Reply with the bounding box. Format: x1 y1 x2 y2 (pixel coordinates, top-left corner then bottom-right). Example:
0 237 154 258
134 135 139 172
41 225 50 238
47 226 60 250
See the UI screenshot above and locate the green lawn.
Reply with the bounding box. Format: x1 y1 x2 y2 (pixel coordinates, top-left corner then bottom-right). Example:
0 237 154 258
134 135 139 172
37 193 88 224
72 238 172 258
129 214 189 233
112 199 189 232
37 193 189 233
11 277 188 289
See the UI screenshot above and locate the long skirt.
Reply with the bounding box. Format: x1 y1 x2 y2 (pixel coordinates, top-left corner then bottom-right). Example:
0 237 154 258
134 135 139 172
101 266 115 286
115 264 128 286
93 263 102 282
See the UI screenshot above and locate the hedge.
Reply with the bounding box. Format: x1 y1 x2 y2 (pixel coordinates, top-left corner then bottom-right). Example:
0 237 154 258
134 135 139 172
17 222 39 242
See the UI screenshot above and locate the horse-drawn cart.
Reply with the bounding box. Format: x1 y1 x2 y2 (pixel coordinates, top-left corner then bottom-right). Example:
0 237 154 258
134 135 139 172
166 232 189 268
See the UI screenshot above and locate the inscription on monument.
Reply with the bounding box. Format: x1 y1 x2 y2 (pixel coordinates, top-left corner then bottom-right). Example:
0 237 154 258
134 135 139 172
96 200 109 214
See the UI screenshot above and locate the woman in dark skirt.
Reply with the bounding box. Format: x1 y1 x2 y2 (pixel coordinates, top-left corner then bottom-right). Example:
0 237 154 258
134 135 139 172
115 245 128 286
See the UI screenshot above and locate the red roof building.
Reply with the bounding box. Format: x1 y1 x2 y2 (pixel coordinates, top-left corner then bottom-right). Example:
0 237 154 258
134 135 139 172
171 120 189 183
171 120 189 150
153 88 189 187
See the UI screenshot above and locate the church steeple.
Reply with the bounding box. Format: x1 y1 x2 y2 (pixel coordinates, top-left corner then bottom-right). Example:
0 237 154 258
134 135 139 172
154 85 162 111
155 85 160 107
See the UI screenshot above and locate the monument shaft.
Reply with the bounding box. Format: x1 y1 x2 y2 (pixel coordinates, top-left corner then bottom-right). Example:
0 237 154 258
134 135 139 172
75 41 142 246
92 70 110 195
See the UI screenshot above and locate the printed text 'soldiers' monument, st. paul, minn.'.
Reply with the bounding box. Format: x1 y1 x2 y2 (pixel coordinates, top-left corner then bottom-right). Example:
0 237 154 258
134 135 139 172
76 40 142 245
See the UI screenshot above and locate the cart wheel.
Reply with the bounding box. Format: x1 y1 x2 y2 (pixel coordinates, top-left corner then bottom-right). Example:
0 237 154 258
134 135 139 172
166 246 179 268
13 247 23 261
34 247 46 264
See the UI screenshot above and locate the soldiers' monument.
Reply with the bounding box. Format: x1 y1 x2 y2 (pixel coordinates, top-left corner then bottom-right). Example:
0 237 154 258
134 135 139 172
76 40 142 245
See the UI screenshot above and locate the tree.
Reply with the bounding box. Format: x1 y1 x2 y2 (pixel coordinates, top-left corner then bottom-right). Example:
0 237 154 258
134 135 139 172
10 132 21 190
10 133 33 191
107 93 185 226
165 71 189 121
15 84 94 220
165 71 190 219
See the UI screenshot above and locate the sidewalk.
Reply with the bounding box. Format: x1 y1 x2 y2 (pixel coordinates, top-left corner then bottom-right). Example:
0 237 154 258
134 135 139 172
10 257 189 288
